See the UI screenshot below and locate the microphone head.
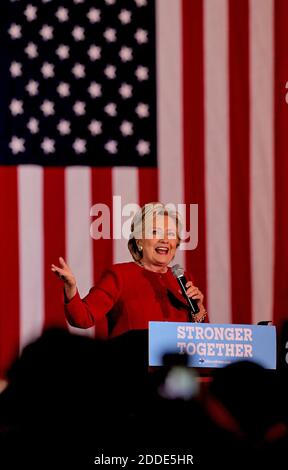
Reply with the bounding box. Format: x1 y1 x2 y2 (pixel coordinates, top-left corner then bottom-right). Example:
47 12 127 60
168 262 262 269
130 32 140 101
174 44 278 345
171 264 184 278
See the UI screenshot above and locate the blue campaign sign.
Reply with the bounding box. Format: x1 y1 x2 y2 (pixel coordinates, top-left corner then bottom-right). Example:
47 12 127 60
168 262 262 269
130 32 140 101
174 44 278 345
149 322 276 369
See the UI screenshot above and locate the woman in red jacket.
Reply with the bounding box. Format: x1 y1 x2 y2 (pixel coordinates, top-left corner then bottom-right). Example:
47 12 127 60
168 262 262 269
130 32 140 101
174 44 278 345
51 202 208 337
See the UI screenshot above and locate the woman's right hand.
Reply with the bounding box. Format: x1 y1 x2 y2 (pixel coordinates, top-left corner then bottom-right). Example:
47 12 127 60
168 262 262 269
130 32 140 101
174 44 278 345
51 257 77 300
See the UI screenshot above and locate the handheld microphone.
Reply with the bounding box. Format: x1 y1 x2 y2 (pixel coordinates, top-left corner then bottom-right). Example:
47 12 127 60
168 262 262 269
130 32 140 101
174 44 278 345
171 264 200 314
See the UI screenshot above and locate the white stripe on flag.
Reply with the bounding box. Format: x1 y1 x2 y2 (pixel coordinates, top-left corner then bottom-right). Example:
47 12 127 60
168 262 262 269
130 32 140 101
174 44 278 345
66 167 94 337
156 0 185 269
204 0 231 323
18 166 44 350
250 0 275 324
112 168 139 264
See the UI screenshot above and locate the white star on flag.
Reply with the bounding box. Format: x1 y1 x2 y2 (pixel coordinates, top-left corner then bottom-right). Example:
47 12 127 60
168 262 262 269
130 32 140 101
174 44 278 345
105 0 116 5
41 62 54 78
24 42 38 59
10 62 22 77
134 29 148 44
26 80 39 96
9 136 25 154
73 138 86 154
135 103 149 118
88 120 102 135
88 45 101 61
74 0 84 3
56 45 70 60
120 121 133 136
27 118 39 134
105 140 118 154
40 100 55 116
72 63 85 78
104 103 117 117
88 82 102 98
104 65 116 79
118 10 131 24
119 83 133 99
72 64 85 78
55 7 69 22
135 0 147 6
8 24 22 39
136 140 150 156
24 4 37 21
72 26 85 41
57 82 70 97
135 66 149 81
57 120 71 135
87 8 101 23
73 101 86 115
119 47 133 62
10 99 23 116
39 25 54 40
103 28 116 42
41 138 55 154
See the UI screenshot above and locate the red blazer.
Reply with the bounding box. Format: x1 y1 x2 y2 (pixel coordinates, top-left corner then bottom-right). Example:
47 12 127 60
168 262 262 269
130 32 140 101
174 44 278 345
65 262 207 337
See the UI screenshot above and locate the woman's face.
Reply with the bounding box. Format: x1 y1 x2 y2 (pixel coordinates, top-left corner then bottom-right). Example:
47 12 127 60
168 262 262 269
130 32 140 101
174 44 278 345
138 214 179 269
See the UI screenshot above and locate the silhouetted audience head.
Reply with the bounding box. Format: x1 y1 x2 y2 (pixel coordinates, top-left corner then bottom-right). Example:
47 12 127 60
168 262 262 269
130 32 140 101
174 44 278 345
207 361 284 438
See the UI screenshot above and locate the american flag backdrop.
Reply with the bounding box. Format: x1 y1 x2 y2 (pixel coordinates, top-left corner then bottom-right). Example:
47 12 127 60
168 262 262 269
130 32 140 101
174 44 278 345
0 0 288 377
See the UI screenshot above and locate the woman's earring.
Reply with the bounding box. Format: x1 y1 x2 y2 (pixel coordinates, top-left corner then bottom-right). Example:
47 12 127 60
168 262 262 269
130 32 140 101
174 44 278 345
138 245 143 251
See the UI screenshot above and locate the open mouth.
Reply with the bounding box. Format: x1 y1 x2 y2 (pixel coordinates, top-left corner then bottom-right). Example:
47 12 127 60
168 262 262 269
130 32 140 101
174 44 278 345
155 247 169 255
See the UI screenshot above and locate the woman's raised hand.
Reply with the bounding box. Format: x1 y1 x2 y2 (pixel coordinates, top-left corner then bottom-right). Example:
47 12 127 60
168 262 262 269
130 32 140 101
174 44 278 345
51 257 77 300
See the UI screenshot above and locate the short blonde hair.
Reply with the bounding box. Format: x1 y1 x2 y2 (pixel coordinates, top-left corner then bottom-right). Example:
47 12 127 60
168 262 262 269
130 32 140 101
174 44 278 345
128 202 182 262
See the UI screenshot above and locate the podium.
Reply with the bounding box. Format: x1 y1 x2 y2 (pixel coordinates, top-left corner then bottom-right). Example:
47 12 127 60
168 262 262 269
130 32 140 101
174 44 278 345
149 322 276 369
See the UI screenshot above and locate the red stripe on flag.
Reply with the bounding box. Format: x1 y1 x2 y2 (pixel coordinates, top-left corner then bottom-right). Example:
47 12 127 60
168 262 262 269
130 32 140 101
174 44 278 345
0 168 20 377
91 168 113 338
138 167 158 207
273 0 288 327
182 0 207 297
229 0 252 324
43 168 67 329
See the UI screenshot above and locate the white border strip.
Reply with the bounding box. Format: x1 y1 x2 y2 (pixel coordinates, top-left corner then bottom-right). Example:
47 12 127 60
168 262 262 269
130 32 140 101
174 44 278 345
18 166 44 350
204 0 231 323
112 168 139 264
66 167 94 336
250 0 275 324
156 0 185 269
